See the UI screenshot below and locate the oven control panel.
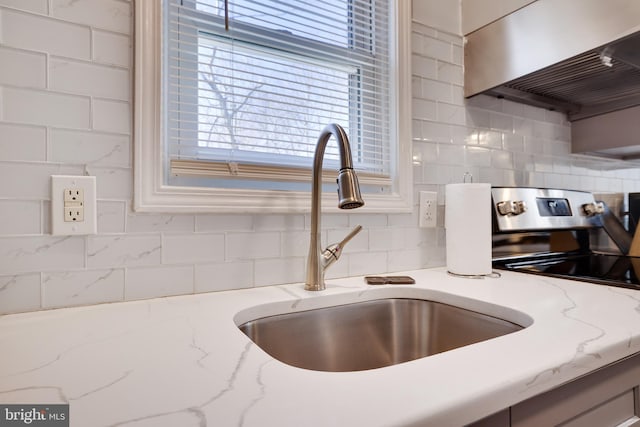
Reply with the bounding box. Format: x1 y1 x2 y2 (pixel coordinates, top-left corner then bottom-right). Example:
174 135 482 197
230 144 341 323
492 187 603 232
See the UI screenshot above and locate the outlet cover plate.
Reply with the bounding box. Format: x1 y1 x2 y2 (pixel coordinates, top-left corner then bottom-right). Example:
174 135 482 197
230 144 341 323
419 191 437 228
51 175 97 235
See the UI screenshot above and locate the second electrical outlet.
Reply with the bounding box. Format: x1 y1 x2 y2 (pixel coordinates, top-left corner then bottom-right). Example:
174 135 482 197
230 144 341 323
419 191 437 228
51 175 97 235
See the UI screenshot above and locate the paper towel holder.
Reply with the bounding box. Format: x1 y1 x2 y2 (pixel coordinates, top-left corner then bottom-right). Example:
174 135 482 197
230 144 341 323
446 174 500 279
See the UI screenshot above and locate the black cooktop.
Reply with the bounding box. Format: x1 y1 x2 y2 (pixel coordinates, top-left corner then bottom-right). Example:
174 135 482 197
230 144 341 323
493 252 640 290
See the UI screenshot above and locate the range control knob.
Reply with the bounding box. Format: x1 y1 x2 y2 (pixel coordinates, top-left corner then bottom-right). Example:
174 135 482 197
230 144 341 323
496 200 527 216
582 202 605 216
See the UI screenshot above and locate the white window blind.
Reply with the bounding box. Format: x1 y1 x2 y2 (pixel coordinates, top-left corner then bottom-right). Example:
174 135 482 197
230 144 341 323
166 0 392 189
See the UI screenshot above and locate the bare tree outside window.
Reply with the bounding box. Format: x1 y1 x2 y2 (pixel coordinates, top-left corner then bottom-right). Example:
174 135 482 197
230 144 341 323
197 38 352 162
193 0 356 164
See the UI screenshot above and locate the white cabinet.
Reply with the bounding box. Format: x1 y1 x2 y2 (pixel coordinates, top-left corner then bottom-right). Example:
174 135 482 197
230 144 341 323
461 0 537 34
469 352 640 427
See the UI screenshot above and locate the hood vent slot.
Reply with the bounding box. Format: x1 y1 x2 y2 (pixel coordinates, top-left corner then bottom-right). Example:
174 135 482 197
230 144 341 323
487 34 640 121
465 0 640 123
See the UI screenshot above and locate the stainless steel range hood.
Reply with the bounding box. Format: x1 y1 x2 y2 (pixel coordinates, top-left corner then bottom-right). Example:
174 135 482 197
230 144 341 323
465 0 640 159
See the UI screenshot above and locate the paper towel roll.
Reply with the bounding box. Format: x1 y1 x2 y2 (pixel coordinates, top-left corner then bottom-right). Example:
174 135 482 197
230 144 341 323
445 183 492 276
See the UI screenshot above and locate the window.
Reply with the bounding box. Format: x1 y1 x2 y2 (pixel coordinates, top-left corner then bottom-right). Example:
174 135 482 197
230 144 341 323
134 0 411 212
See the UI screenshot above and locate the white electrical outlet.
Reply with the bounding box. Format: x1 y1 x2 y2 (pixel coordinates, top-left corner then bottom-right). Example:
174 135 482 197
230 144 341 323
63 188 84 203
419 191 437 228
51 175 97 235
64 206 85 222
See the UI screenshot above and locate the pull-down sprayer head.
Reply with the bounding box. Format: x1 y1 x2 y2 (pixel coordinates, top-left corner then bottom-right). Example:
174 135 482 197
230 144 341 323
337 168 364 209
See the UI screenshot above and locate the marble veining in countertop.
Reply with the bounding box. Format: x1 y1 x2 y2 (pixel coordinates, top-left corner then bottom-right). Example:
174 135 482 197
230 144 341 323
2 267 640 426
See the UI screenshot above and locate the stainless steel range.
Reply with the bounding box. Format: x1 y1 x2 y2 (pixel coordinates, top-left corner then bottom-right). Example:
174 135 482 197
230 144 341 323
491 187 639 289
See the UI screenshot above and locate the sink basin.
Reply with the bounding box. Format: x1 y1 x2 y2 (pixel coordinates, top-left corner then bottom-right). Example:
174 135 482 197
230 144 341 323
238 298 525 372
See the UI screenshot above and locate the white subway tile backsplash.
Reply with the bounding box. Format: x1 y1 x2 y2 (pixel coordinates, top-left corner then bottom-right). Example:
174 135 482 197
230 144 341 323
51 0 131 34
0 46 46 88
126 214 194 233
254 257 305 287
226 231 280 260
196 214 253 232
254 214 305 231
452 44 463 66
534 156 554 173
477 130 503 149
195 262 253 292
491 150 513 169
1 9 90 59
411 76 423 98
369 228 406 252
162 234 225 265
438 103 466 126
92 30 131 67
465 108 491 129
421 121 451 143
317 214 350 229
437 62 463 85
97 201 126 233
411 55 437 79
513 152 535 172
438 144 465 165
0 123 46 161
0 273 41 314
422 36 452 62
0 236 84 274
49 129 130 167
412 98 437 121
388 212 417 228
349 251 387 276
422 79 452 103
0 0 48 14
1 3 640 315
280 230 309 258
502 100 525 117
92 99 130 134
87 235 161 268
0 162 82 199
0 200 40 235
92 166 132 199
523 104 547 121
503 133 525 152
125 265 193 300
387 249 426 272
43 268 124 308
50 58 130 100
465 146 491 167
348 213 388 228
2 87 91 128
489 112 513 132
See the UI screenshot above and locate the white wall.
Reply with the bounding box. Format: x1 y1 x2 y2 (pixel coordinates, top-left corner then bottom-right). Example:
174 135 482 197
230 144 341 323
1 0 639 314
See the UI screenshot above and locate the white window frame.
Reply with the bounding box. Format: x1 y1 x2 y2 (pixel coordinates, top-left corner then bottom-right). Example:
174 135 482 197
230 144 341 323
133 0 412 213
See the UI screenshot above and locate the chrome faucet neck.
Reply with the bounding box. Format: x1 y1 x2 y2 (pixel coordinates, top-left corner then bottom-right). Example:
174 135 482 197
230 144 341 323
305 124 364 291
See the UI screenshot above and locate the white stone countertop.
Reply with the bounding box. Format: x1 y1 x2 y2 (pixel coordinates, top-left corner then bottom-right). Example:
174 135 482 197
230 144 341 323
2 267 640 427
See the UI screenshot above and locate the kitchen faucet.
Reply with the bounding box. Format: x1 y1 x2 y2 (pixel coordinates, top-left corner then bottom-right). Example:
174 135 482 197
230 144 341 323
305 124 364 291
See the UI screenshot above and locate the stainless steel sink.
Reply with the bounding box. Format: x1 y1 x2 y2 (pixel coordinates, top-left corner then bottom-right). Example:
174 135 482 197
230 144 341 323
238 298 525 372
